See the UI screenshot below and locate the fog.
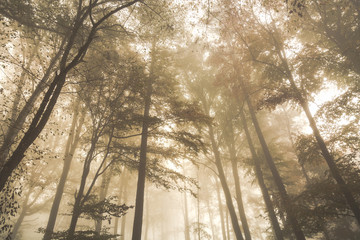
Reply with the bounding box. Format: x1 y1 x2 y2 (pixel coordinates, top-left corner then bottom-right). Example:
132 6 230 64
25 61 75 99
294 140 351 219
0 0 359 239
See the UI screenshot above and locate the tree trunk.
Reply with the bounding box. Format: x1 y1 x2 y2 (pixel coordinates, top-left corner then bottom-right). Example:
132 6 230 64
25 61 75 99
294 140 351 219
131 42 155 240
197 178 201 240
120 211 127 240
226 208 231 240
0 72 68 191
206 197 216 240
10 205 27 239
67 143 97 238
95 167 112 234
114 168 127 237
208 123 244 240
239 78 305 240
43 100 84 240
216 179 227 240
183 189 191 240
120 170 128 240
225 121 252 240
239 109 284 240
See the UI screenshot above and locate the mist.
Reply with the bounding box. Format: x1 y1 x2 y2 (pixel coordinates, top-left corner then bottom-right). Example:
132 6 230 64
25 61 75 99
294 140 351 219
0 0 359 239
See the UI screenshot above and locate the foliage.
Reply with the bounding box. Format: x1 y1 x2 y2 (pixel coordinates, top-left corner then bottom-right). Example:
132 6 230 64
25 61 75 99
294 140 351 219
80 195 133 223
38 228 121 240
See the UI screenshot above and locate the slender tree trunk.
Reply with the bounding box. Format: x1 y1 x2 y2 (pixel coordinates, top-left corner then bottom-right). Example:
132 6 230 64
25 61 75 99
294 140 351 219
239 109 284 240
206 198 216 240
120 170 128 240
183 188 191 240
238 77 305 240
120 211 127 240
216 180 227 240
226 209 231 240
225 121 252 240
43 101 84 240
131 42 155 240
95 167 112 234
114 168 127 237
144 185 150 240
197 178 201 240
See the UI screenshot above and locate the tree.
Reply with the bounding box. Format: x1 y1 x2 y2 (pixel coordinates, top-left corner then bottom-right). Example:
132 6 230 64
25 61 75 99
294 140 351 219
0 0 141 192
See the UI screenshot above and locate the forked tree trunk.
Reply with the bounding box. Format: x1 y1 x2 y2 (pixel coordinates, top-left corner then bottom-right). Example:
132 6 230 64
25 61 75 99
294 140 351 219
67 142 97 238
43 100 84 240
239 109 284 240
201 94 243 240
208 123 244 240
225 120 252 240
238 77 305 240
